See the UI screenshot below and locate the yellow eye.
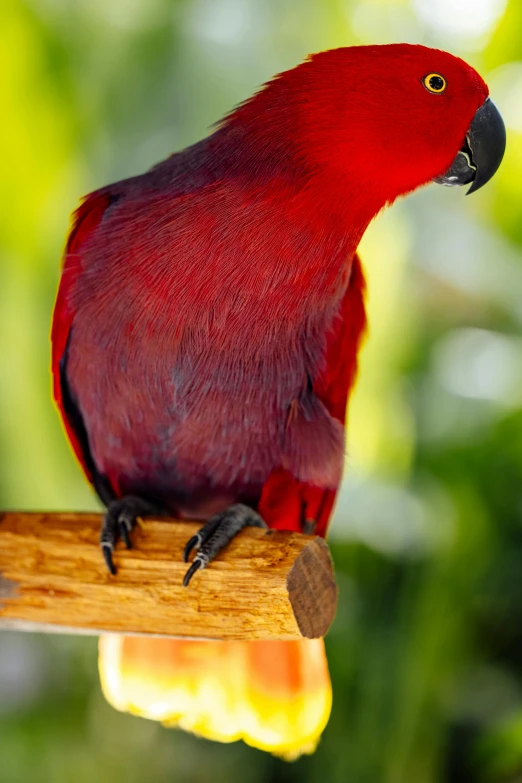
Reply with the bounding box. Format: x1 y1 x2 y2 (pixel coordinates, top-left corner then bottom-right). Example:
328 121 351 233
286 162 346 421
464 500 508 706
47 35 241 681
423 73 447 94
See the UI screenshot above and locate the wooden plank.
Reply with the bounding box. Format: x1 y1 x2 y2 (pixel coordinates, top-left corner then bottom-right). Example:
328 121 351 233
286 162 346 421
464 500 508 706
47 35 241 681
0 512 337 641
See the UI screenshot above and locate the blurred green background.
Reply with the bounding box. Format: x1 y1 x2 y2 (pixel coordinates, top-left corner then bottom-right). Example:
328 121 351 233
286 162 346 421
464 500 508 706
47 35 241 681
2 0 522 780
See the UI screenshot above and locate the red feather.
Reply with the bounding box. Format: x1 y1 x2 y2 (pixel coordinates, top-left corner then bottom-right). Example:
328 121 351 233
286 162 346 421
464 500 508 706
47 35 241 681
51 192 115 483
51 44 488 538
258 255 366 536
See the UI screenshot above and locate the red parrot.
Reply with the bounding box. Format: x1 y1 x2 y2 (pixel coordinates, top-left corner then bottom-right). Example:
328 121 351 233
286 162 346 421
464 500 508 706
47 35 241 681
52 44 505 585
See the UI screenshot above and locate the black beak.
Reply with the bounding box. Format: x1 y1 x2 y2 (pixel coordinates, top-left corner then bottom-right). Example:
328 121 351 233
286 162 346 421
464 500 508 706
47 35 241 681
433 98 506 194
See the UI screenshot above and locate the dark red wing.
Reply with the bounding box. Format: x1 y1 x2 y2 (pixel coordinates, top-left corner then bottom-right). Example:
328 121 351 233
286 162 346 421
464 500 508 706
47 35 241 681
51 191 115 485
259 255 367 537
305 254 367 536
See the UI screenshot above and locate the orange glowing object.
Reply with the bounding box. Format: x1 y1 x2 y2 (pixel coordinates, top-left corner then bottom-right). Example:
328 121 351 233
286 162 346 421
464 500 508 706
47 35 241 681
99 635 332 758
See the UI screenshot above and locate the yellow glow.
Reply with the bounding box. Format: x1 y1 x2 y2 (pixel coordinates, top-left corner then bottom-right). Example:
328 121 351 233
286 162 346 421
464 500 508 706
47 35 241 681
99 636 331 759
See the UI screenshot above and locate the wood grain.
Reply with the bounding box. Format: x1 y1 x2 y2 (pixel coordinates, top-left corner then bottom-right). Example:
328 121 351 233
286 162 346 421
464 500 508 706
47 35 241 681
0 512 337 641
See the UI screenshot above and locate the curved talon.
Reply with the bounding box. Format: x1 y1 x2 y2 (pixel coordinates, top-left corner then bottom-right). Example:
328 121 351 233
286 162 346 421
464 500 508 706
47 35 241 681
120 522 132 550
181 504 267 586
102 545 116 576
183 534 201 563
183 558 203 587
99 496 165 574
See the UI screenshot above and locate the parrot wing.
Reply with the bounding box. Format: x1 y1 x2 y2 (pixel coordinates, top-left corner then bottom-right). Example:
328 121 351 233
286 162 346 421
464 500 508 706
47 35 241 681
314 253 367 424
51 190 118 499
259 254 367 537
304 254 367 536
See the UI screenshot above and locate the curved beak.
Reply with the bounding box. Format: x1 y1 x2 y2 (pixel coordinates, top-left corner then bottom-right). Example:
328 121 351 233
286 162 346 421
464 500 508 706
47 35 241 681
433 98 506 194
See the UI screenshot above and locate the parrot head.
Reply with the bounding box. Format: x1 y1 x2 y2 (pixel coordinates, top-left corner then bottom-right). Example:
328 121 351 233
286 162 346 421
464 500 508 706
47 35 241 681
229 44 505 208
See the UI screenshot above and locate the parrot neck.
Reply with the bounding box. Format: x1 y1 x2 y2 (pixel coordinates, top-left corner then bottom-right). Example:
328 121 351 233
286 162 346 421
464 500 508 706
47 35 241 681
214 71 399 244
151 120 386 327
208 123 385 259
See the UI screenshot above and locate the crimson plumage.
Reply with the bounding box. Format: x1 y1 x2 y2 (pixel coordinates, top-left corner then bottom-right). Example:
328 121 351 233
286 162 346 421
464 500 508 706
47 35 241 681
52 44 492 556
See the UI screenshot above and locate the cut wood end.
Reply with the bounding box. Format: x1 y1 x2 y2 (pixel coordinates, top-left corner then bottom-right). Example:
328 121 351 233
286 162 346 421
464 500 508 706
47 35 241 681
287 538 338 638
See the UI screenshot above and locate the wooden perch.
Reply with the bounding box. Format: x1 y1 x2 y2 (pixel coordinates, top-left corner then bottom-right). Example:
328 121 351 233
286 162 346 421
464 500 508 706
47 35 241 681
0 512 337 641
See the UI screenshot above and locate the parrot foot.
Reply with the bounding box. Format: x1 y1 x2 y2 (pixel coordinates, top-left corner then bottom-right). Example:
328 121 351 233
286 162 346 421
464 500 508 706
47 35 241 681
182 504 267 587
100 496 163 575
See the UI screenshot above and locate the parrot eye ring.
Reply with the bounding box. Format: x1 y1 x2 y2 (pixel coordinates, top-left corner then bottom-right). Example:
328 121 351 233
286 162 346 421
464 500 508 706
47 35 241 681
423 73 447 94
